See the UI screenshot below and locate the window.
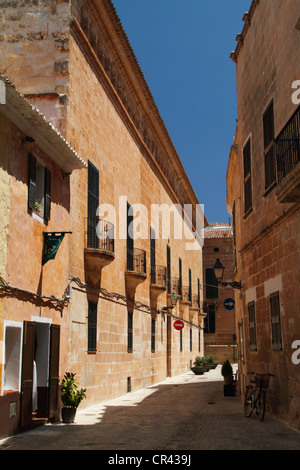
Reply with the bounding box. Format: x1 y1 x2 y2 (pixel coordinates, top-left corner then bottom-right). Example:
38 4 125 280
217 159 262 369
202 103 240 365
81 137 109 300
243 138 252 215
270 292 282 350
188 268 192 303
204 304 216 333
127 202 134 270
263 101 276 191
180 329 183 352
151 317 156 352
150 227 156 284
198 330 201 353
190 328 192 351
179 257 182 299
167 245 171 294
88 302 97 353
28 153 51 220
128 310 133 352
87 161 99 248
248 301 257 350
205 268 218 299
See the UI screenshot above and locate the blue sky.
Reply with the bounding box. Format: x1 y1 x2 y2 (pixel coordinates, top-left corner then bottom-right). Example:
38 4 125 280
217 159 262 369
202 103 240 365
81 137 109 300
112 0 251 223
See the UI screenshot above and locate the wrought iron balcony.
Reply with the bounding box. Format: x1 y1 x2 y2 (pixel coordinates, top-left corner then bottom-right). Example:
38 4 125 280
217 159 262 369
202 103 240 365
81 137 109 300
127 248 146 274
151 265 166 288
125 248 147 297
181 286 191 304
84 218 115 285
86 218 115 253
171 277 181 298
275 106 300 203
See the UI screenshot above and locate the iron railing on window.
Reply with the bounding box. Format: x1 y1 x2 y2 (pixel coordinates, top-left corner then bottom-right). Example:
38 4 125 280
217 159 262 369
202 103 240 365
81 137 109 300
276 106 300 184
127 248 146 274
86 218 115 254
151 265 166 287
171 277 181 298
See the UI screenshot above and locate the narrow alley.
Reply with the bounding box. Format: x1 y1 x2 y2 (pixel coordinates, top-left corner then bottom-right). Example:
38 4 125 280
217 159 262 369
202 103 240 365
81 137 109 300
1 366 299 452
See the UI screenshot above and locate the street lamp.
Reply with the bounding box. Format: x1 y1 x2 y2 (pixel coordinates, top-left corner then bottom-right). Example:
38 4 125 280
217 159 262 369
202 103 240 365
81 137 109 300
160 293 178 314
213 259 242 290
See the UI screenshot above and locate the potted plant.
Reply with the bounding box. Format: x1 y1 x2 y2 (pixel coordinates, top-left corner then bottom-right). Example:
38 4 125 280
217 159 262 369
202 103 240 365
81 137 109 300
61 372 86 423
206 355 217 370
191 356 207 375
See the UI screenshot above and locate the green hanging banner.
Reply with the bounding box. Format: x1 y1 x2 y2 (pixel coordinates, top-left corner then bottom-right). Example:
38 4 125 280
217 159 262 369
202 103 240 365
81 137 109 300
42 232 72 265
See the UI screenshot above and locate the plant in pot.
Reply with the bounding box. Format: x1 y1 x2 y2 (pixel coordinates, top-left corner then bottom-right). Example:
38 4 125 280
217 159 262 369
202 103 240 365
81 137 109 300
191 356 207 375
207 355 217 370
61 372 86 423
221 360 233 385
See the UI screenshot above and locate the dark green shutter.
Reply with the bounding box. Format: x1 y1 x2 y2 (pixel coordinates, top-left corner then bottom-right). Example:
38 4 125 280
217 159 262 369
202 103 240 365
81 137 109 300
127 203 134 270
44 167 51 220
88 302 97 352
205 268 218 299
128 311 133 351
87 162 99 248
28 153 36 211
189 269 192 302
167 245 171 294
150 227 156 284
179 258 182 299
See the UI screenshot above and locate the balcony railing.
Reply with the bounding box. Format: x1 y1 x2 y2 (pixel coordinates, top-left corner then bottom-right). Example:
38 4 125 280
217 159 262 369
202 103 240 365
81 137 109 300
171 277 181 298
181 286 191 303
127 248 146 274
151 265 166 288
86 218 114 254
276 105 300 184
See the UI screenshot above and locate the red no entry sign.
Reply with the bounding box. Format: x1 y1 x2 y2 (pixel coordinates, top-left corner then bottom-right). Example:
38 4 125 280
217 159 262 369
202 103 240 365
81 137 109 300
174 320 184 331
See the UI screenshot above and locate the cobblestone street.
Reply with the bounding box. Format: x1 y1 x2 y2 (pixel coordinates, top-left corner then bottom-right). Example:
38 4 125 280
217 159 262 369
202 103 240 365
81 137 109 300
1 366 299 452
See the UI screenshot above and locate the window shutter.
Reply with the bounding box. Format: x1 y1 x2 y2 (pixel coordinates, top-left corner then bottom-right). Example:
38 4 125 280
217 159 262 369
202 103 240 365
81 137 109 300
243 139 252 214
127 202 134 270
179 258 182 299
150 227 156 284
44 167 51 220
128 311 133 351
28 153 36 211
263 101 276 190
205 268 218 299
167 245 171 294
88 302 97 353
189 269 192 302
248 302 257 350
87 162 99 248
270 292 282 350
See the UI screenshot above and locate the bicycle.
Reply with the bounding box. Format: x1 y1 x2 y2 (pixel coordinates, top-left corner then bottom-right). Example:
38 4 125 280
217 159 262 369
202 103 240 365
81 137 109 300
243 372 274 421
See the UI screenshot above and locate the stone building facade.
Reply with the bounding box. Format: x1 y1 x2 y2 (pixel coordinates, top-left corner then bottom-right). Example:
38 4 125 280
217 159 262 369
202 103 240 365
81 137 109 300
0 0 205 431
227 0 300 430
203 223 236 364
0 75 86 437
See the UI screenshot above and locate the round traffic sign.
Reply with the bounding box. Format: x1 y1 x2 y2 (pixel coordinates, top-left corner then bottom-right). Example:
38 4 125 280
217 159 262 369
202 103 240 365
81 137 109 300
174 320 184 331
224 298 235 310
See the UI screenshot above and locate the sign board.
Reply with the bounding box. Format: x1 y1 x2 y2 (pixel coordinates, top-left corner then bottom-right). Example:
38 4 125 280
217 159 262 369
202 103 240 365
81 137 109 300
224 298 235 310
174 320 184 331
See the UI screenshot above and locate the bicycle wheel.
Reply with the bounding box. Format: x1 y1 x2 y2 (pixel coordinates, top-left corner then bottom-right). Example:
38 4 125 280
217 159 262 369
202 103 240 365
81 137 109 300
258 389 266 421
244 387 254 417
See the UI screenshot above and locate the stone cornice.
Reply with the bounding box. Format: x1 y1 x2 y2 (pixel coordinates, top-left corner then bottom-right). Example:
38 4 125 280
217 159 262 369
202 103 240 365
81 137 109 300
79 0 201 211
230 0 260 63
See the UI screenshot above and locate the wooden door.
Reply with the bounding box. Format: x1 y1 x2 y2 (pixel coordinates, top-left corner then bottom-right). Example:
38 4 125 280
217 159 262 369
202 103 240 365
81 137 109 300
21 321 35 428
48 324 60 422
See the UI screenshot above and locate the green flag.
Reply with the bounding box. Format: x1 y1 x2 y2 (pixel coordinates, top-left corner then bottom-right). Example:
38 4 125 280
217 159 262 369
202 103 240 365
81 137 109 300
42 233 65 265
